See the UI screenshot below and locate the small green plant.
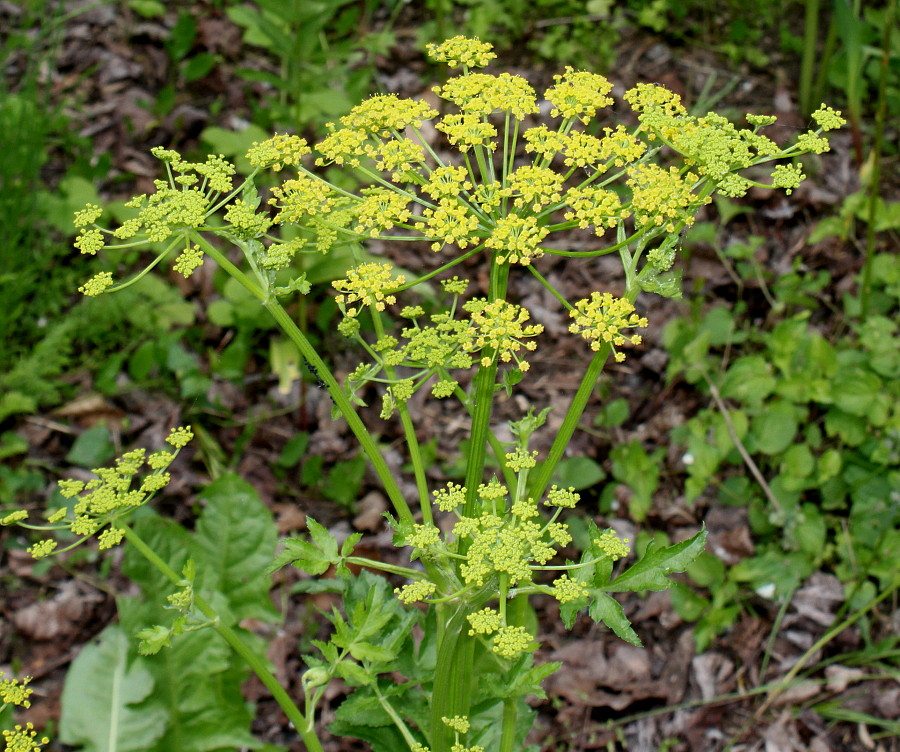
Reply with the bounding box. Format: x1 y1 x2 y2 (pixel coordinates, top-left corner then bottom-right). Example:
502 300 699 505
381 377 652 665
2 36 843 752
663 249 899 649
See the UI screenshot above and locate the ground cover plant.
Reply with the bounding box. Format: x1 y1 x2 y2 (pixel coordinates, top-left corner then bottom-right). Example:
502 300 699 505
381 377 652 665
0 31 855 752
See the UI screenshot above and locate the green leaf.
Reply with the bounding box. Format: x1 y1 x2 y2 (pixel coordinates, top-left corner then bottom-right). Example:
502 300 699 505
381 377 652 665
348 642 396 663
552 455 606 489
749 400 798 455
60 625 168 752
333 688 393 727
119 512 263 752
268 537 330 576
66 425 116 468
609 440 660 522
588 592 642 646
336 660 372 686
503 661 562 700
195 473 279 622
719 355 776 405
607 528 708 592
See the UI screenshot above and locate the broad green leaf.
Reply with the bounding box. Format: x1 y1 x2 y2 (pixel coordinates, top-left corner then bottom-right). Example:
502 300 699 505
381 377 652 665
749 400 798 455
719 355 775 404
552 455 606 490
60 625 167 752
606 528 708 592
195 473 279 622
120 510 265 752
66 425 116 467
588 592 642 646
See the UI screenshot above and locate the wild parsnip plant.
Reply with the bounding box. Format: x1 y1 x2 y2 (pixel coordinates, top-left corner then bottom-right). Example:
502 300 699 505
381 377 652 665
3 37 844 752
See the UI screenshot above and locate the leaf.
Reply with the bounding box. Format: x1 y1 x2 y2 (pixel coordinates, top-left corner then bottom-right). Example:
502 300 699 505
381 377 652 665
588 592 642 646
349 642 396 663
66 425 116 467
119 503 272 752
60 625 168 752
503 661 562 700
268 537 330 576
749 400 799 455
552 455 606 489
606 528 708 592
195 473 279 622
333 688 393 727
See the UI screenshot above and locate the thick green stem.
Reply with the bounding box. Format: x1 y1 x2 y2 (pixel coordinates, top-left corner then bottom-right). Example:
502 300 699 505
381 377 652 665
463 361 499 519
499 698 518 752
429 606 475 752
120 524 324 752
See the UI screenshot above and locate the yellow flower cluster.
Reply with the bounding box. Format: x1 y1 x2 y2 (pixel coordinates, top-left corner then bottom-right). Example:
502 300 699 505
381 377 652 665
5 428 192 559
353 188 411 236
595 529 631 561
434 72 538 120
564 186 626 233
426 36 496 68
0 672 33 708
485 215 549 265
339 94 437 136
269 176 335 224
502 165 564 211
627 164 702 232
2 723 49 752
246 133 311 171
462 299 544 369
394 580 437 604
545 67 614 124
569 292 648 362
333 262 404 317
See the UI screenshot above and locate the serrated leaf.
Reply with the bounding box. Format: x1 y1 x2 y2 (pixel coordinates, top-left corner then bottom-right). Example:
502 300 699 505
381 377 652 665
268 537 330 576
588 592 642 646
336 660 372 686
307 516 339 559
60 625 168 752
504 661 562 699
342 531 362 557
136 625 172 655
333 688 393 727
606 528 708 592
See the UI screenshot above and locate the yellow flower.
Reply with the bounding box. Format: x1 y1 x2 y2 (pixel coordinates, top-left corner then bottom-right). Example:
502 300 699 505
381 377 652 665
545 67 614 124
569 292 648 362
333 262 405 317
426 36 496 68
485 214 549 266
462 298 544 370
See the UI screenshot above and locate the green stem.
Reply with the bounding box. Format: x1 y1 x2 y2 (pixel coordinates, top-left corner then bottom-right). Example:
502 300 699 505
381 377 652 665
265 300 414 527
429 606 475 752
527 346 612 502
499 697 518 752
120 524 324 752
372 312 431 523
